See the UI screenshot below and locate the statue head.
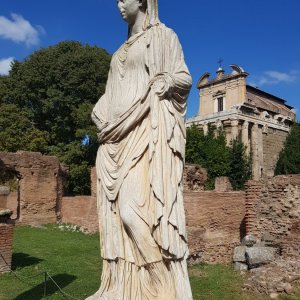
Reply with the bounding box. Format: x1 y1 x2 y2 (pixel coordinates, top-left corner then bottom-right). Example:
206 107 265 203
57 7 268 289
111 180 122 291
117 0 159 29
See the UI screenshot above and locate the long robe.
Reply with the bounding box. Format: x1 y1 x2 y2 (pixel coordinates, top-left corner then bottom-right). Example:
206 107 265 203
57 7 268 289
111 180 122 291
90 23 193 300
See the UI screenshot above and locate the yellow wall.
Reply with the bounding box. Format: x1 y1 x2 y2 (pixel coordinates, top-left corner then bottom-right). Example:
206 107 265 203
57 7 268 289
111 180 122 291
198 76 247 116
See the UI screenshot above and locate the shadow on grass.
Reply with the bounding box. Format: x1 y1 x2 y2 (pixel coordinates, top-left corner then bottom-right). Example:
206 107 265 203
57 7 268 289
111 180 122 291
12 252 44 270
15 273 77 300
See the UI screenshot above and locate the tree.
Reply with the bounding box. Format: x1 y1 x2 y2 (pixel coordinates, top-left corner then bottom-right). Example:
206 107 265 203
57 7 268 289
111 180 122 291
186 125 251 190
275 122 300 175
186 125 231 189
0 41 111 195
0 104 48 152
228 139 252 190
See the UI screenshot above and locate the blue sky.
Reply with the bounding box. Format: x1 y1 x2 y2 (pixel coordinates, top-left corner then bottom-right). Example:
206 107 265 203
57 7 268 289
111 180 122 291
1 0 300 118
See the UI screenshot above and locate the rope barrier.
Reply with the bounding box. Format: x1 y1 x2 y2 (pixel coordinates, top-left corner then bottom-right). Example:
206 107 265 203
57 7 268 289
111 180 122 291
0 252 82 300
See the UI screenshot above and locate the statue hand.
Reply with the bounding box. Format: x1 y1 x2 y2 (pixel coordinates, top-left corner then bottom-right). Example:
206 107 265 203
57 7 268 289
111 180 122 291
150 74 173 100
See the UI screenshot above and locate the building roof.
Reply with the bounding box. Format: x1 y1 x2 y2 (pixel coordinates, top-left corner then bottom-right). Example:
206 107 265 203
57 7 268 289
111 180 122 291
246 85 295 117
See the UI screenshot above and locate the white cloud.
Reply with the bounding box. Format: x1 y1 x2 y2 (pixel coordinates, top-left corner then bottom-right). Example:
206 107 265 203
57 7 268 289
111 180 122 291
250 70 299 87
0 13 44 47
0 57 14 75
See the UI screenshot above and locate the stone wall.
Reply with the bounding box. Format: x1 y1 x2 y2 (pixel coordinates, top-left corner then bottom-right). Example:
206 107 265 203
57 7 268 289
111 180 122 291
0 186 10 209
262 128 289 178
0 151 64 224
0 209 14 273
60 196 98 233
185 191 245 264
245 175 300 259
5 192 18 219
183 164 207 191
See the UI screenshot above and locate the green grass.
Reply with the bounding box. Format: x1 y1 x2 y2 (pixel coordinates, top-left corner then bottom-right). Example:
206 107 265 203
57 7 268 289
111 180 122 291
0 225 299 300
0 225 101 300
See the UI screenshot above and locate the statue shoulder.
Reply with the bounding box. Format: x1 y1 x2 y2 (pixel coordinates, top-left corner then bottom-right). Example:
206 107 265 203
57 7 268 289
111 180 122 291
148 23 179 42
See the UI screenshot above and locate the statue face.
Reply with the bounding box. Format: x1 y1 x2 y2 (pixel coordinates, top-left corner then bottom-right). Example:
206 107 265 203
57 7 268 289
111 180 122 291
117 0 141 24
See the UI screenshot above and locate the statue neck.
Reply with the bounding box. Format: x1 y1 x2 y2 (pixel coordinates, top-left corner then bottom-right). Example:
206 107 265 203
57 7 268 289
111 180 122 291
128 10 146 37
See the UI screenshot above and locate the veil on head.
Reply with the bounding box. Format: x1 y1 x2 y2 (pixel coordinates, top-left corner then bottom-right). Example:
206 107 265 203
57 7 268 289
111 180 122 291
143 0 160 29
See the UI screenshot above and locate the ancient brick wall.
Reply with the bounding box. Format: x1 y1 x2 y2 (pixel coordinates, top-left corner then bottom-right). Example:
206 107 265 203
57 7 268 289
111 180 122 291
0 151 64 224
0 187 9 208
60 196 98 233
59 167 98 233
281 221 300 260
0 210 14 273
245 175 300 259
5 192 18 219
262 128 289 178
185 191 245 264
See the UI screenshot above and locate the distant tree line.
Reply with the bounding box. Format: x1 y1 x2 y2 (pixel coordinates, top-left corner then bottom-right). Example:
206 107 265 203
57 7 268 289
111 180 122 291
186 125 252 190
0 41 111 195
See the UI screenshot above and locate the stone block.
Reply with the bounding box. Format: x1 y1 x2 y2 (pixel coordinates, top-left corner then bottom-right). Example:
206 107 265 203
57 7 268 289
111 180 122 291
246 246 276 267
269 293 279 299
233 246 246 262
234 262 248 271
242 234 257 247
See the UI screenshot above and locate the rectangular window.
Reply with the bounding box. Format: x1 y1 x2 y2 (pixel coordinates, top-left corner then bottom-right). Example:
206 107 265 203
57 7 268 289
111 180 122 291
217 97 224 112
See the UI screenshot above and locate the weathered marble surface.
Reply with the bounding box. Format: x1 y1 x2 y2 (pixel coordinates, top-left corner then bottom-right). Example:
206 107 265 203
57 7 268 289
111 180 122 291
86 0 193 299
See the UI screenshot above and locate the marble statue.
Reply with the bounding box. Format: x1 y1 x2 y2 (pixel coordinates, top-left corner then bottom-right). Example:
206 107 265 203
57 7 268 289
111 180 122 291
87 0 193 299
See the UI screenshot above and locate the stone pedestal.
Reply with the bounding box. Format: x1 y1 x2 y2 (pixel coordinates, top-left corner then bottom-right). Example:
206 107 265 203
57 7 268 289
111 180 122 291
0 209 14 273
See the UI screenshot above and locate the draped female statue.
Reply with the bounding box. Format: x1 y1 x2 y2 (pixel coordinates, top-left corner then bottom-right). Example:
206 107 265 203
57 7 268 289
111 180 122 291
87 0 193 299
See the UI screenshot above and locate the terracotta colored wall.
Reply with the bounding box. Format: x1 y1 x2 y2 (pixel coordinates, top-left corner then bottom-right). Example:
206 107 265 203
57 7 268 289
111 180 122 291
185 191 245 264
61 196 98 233
0 219 14 273
0 152 64 225
245 175 300 259
5 192 18 219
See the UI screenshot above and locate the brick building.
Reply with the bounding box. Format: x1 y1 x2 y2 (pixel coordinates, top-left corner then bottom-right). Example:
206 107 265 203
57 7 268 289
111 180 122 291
186 65 296 180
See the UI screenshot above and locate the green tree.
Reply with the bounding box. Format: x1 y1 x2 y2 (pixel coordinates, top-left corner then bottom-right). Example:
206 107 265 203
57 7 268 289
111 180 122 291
0 41 111 195
186 125 231 189
275 122 300 175
228 139 252 190
0 104 48 152
186 125 251 190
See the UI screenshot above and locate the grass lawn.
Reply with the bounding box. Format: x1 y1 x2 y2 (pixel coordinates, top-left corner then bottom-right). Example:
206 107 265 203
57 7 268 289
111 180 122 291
0 225 298 300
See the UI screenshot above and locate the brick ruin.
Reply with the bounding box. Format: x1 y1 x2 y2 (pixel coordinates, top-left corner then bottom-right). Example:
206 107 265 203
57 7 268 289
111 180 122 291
0 151 64 225
245 175 300 259
0 209 13 273
185 190 245 264
242 175 300 296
